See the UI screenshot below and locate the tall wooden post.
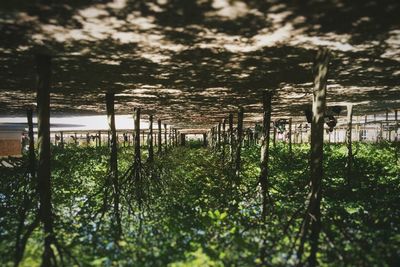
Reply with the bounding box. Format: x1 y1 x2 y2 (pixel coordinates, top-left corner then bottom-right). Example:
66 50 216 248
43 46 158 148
27 109 36 179
395 110 398 142
297 48 330 267
180 133 186 146
60 131 64 148
289 118 292 155
157 119 162 155
98 131 101 147
259 91 272 264
175 129 178 147
222 118 226 163
134 108 141 176
386 110 389 141
148 115 154 163
203 133 207 147
105 93 121 239
169 127 172 147
235 107 244 179
273 124 277 148
210 127 215 149
164 123 167 151
300 125 303 144
36 54 55 266
217 122 221 150
346 104 353 184
229 113 234 161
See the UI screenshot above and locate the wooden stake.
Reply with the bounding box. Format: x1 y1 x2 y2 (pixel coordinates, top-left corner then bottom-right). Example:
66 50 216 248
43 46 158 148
289 118 292 155
229 113 234 161
203 133 207 147
148 115 154 163
346 104 353 185
217 122 221 150
235 107 244 179
134 107 141 174
27 109 36 179
59 131 64 148
259 91 273 264
273 124 277 148
164 123 167 151
157 119 162 155
222 118 226 163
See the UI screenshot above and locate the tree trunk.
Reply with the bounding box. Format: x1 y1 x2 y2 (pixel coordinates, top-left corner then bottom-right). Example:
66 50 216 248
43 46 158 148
36 54 56 267
305 48 330 267
105 93 122 239
297 49 330 267
273 124 277 148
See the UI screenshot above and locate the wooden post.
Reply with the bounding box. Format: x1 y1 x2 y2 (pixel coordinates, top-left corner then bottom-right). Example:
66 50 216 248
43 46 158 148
148 115 154 163
74 132 78 145
222 118 226 163
346 104 353 184
164 123 167 151
203 133 207 147
59 131 64 148
289 118 292 155
235 107 244 179
229 113 234 161
98 131 101 147
297 48 330 267
27 109 36 179
300 125 303 144
134 108 141 164
105 93 121 239
386 110 389 141
210 127 215 149
217 122 221 150
157 119 162 155
259 91 272 264
396 110 398 142
180 133 186 146
273 123 277 148
36 54 55 265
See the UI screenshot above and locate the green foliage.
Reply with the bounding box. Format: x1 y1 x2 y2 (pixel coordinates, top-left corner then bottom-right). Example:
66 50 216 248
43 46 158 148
0 142 398 266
